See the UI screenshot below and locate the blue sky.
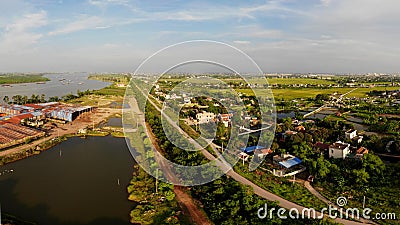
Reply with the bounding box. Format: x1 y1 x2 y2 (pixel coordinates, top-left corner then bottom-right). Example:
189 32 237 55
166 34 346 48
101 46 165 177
1 0 399 73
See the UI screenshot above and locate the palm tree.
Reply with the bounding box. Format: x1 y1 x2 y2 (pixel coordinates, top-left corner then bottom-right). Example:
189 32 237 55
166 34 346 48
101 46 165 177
40 94 46 103
22 95 28 104
3 95 9 104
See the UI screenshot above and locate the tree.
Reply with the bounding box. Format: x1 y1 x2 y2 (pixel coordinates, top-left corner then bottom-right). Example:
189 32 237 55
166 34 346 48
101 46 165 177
362 153 385 177
158 182 175 201
22 95 28 104
49 96 60 102
3 95 9 103
315 94 330 101
352 168 370 186
292 142 313 160
40 94 46 103
316 156 331 179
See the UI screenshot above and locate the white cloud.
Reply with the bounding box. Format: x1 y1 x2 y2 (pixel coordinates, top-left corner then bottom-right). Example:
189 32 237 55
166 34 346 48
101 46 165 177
0 10 47 53
240 1 312 18
88 0 130 7
48 16 103 36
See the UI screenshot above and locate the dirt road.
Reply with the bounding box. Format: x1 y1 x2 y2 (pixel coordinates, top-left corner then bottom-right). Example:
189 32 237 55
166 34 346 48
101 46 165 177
128 96 212 225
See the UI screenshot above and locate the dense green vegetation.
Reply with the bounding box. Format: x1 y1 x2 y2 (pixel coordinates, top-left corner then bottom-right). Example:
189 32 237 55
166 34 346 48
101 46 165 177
145 104 337 224
0 73 50 84
191 175 338 225
126 80 339 225
127 165 189 225
88 73 130 83
92 84 126 96
273 117 400 224
234 163 326 210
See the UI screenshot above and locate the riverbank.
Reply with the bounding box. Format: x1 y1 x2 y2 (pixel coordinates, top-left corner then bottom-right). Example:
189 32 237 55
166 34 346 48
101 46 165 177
0 73 50 85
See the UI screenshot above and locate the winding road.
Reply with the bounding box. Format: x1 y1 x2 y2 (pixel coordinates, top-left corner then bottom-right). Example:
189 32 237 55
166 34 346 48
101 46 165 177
130 81 370 225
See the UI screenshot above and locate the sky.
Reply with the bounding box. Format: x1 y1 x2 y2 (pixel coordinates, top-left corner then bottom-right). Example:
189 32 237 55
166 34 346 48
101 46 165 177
0 0 399 73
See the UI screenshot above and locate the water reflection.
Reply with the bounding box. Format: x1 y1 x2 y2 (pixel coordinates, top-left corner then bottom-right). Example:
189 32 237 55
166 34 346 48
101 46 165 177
0 136 134 225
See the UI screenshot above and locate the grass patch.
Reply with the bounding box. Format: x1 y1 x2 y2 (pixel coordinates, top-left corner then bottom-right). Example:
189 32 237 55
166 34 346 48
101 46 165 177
234 163 326 210
0 73 49 84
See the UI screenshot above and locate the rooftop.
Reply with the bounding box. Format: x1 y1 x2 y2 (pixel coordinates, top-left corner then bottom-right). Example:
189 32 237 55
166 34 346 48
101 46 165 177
330 141 350 150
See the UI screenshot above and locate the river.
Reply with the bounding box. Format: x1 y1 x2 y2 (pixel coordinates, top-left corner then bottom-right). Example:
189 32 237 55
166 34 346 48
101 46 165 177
0 73 111 99
0 135 135 225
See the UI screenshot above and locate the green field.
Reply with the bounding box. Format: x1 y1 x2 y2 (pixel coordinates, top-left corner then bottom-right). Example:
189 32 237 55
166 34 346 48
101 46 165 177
210 77 335 85
237 86 399 100
267 78 336 85
153 76 400 100
0 74 50 84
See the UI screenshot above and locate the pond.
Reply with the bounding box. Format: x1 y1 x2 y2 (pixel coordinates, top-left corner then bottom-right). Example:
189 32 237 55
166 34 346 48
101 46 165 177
0 136 135 225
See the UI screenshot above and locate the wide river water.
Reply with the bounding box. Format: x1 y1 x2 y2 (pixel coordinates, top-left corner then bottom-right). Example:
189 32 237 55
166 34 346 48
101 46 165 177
0 135 135 225
0 73 111 99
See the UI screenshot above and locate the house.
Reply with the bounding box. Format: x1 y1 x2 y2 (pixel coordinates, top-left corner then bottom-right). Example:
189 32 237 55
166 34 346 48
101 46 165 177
285 130 298 135
345 129 357 140
244 115 252 120
183 97 191 104
271 153 306 177
196 112 215 124
329 141 350 159
78 128 87 134
116 83 127 88
314 142 330 151
353 135 363 144
295 125 306 132
255 148 272 159
355 147 369 159
240 145 265 154
238 152 249 161
345 129 363 143
219 113 233 127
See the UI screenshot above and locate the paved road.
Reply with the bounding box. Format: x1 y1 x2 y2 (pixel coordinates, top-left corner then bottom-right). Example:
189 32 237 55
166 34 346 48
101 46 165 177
131 82 369 225
304 181 376 224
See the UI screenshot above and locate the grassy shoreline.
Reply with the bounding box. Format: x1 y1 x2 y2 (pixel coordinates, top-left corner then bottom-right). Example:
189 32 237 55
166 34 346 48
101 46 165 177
0 73 50 84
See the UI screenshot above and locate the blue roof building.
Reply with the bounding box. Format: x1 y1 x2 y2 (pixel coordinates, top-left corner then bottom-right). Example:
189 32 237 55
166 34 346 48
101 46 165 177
239 145 265 154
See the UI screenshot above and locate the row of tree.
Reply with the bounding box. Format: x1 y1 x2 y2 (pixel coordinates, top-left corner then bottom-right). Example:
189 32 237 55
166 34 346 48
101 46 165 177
2 89 93 105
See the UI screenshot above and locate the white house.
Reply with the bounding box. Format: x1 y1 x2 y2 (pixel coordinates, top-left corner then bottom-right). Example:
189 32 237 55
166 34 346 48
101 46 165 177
329 141 350 159
345 129 363 143
345 129 357 140
219 113 233 127
196 112 215 124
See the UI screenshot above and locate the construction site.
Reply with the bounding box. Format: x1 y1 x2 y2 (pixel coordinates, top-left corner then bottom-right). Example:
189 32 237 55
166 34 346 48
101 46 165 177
0 122 45 149
0 102 95 150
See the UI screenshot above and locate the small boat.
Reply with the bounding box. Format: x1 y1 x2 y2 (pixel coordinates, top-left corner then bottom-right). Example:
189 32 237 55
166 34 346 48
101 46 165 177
36 82 46 84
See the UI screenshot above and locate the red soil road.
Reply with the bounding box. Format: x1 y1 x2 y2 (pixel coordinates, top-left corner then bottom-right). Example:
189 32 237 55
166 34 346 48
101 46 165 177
145 121 212 225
